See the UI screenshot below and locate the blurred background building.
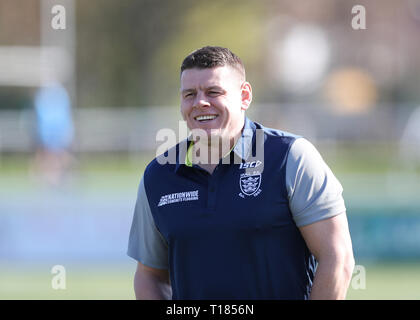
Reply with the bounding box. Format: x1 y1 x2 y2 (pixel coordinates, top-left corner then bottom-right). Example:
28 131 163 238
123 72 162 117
0 0 420 299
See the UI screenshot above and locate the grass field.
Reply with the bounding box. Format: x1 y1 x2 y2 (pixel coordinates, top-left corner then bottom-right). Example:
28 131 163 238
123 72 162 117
1 262 419 300
0 263 136 300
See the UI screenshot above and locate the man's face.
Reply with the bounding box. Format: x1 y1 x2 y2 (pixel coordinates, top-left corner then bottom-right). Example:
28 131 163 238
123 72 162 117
180 66 252 144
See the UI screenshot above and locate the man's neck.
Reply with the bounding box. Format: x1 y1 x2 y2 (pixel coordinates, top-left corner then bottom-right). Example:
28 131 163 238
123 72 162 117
191 127 244 174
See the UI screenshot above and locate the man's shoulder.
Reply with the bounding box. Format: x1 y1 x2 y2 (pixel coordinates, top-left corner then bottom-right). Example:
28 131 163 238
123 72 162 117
251 120 302 150
255 121 301 140
143 139 188 178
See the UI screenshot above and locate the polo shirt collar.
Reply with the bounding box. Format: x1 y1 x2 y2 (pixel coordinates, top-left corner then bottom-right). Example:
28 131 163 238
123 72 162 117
232 116 255 161
174 117 256 173
174 139 191 173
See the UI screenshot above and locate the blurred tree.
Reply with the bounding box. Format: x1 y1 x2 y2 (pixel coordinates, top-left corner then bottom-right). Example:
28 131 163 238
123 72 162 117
76 0 265 108
76 0 196 108
1 0 418 110
150 0 265 107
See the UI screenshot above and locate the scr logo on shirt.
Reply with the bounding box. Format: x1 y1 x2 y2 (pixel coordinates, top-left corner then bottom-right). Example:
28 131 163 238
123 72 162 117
158 190 199 207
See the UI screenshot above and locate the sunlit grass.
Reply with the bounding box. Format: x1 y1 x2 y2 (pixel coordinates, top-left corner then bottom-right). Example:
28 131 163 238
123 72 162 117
1 263 420 300
0 263 136 300
346 262 420 300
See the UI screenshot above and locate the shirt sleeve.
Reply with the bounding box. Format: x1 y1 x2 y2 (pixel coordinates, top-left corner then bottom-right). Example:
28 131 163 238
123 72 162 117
286 138 346 227
127 176 169 269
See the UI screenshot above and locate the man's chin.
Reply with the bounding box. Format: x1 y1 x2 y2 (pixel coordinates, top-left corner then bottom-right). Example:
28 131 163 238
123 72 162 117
189 127 226 144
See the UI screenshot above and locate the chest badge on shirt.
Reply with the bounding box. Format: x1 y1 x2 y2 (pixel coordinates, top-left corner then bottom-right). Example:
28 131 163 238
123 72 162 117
239 172 262 198
158 190 199 207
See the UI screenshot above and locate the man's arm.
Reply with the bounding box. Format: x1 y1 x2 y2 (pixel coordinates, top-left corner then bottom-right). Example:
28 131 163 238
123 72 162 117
299 213 355 300
128 176 171 299
134 261 172 300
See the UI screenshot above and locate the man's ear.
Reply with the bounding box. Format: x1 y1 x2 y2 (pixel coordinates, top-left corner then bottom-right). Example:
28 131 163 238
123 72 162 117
241 81 252 111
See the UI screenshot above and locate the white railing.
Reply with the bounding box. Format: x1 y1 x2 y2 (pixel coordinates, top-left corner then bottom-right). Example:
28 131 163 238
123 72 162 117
0 103 416 153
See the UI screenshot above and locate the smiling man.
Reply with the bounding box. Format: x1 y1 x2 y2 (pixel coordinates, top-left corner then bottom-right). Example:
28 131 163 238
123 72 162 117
127 46 355 300
179 50 252 174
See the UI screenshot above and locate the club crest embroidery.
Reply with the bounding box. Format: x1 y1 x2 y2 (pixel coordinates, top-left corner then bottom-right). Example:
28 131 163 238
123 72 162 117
239 172 262 197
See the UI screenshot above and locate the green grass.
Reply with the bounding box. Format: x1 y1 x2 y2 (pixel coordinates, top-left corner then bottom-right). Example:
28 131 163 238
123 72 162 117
0 153 152 194
346 262 420 300
1 263 420 300
0 264 136 300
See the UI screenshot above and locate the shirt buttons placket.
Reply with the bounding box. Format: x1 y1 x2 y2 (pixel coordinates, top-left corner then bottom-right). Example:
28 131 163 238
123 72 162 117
207 168 219 210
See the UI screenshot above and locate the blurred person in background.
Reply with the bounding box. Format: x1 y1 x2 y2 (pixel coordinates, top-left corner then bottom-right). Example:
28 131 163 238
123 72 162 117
31 83 75 186
127 46 354 300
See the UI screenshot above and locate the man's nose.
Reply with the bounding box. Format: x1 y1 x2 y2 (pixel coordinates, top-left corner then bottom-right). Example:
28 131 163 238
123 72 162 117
193 92 210 108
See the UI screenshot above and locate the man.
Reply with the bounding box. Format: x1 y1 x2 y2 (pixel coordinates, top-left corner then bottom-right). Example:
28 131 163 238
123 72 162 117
127 46 355 300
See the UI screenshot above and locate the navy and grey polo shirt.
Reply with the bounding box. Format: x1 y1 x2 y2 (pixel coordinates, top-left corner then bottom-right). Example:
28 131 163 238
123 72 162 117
127 117 346 299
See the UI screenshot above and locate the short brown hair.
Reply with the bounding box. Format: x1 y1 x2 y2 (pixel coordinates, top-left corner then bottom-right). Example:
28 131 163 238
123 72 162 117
180 46 245 79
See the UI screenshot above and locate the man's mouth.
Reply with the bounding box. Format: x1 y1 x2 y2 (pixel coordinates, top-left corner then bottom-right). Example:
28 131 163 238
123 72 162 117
194 115 218 123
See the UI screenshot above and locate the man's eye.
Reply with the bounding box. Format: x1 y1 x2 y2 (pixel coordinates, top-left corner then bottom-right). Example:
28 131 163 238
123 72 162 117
184 93 194 98
208 91 220 96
